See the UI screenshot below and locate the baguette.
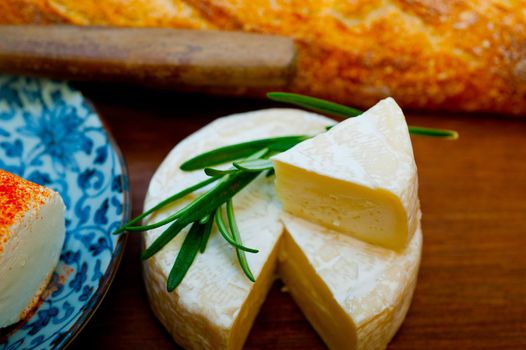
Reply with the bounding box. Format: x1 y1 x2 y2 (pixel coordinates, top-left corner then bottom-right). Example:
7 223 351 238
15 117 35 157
1 0 525 115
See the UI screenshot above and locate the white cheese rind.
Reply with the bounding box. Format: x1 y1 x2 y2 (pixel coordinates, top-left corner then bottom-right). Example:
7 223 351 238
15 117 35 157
143 109 334 350
272 98 420 250
0 191 65 328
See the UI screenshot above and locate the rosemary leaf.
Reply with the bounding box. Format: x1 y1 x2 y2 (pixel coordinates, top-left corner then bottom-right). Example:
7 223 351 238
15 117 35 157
200 211 215 253
125 211 186 232
179 136 307 171
408 126 459 139
268 136 310 152
215 208 259 253
226 199 255 282
245 147 269 160
167 221 204 292
268 92 362 118
113 176 218 234
204 167 238 177
141 218 192 260
233 159 274 172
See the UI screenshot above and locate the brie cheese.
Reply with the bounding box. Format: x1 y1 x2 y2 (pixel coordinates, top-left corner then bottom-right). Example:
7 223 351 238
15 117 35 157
272 98 420 250
143 105 422 350
0 170 65 328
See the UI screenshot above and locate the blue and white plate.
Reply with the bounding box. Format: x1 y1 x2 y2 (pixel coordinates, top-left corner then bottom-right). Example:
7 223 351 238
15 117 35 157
0 76 129 349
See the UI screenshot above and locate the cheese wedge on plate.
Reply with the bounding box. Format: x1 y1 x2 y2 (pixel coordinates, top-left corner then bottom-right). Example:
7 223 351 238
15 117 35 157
143 100 422 350
272 98 420 251
0 170 65 328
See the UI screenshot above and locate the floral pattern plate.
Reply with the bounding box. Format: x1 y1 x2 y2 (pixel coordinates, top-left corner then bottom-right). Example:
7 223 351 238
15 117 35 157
0 76 129 349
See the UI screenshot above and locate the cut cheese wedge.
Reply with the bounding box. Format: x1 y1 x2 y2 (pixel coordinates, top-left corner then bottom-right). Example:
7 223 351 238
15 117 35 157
0 170 65 328
143 105 422 350
279 214 422 350
272 98 420 251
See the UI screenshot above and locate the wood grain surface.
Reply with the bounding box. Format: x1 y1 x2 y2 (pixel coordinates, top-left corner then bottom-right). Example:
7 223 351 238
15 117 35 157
69 84 526 349
0 26 296 92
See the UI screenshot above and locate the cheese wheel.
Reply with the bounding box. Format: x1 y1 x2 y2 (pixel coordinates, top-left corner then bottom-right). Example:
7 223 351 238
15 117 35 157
143 107 422 349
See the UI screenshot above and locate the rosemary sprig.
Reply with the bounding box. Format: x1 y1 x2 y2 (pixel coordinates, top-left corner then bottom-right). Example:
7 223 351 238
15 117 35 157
180 135 309 171
116 92 458 292
268 92 459 139
141 171 260 260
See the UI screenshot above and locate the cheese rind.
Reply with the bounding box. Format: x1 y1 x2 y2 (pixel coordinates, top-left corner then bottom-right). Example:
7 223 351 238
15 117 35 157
0 170 65 328
272 98 420 250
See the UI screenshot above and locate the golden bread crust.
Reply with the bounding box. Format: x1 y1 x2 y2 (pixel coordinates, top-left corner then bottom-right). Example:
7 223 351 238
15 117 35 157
1 0 525 114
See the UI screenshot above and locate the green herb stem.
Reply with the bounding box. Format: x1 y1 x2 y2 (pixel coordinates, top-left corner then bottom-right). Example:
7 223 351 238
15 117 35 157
233 159 274 172
215 208 259 253
141 217 193 260
226 200 255 282
124 211 186 232
113 176 218 234
200 211 215 253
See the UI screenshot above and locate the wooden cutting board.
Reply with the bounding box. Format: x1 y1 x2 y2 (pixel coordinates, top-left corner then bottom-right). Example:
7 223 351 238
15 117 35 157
67 84 526 349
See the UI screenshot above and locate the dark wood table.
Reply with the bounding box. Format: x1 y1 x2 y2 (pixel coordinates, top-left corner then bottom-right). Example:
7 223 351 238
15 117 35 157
70 85 526 349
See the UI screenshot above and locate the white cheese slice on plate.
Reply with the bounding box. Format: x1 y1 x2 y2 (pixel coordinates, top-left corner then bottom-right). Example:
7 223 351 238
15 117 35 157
272 98 420 251
0 170 65 328
143 103 422 350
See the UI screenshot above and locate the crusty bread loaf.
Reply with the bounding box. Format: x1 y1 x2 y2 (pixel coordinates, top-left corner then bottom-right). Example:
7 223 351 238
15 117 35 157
2 0 525 115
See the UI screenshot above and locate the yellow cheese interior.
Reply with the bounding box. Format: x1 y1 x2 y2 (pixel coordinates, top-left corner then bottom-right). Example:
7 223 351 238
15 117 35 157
278 230 358 349
273 162 410 251
227 242 279 350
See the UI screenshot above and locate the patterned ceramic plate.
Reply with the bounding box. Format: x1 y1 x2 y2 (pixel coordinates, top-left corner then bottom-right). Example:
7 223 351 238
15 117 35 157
0 76 129 349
